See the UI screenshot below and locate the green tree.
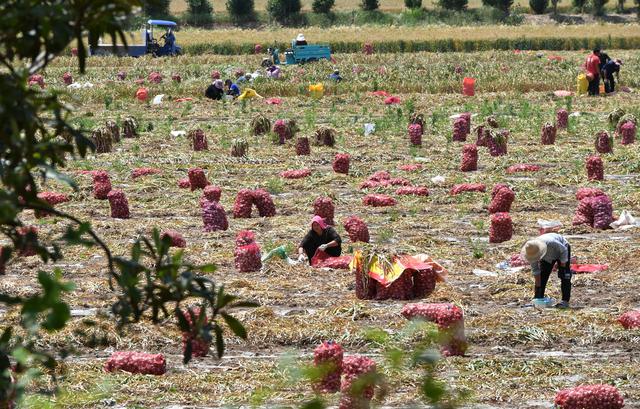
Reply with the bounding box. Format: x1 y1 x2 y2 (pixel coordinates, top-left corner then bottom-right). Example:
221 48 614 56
267 0 302 25
405 0 423 8
143 0 172 17
187 0 214 26
438 0 468 11
573 0 587 12
0 0 253 404
226 0 256 23
361 0 380 10
482 0 514 14
312 0 335 13
591 0 609 14
529 0 549 13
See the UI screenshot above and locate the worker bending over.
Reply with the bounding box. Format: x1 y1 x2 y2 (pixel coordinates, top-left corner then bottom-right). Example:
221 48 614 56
603 59 623 93
521 233 572 309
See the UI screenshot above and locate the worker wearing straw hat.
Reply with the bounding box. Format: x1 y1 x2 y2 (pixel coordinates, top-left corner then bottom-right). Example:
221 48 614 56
521 233 572 309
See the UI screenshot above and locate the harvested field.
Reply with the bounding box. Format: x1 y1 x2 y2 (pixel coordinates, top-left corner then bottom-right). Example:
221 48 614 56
174 24 640 46
4 49 640 408
97 25 640 55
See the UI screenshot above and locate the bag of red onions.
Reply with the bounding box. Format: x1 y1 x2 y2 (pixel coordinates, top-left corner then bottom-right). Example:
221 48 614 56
554 384 623 409
234 230 262 272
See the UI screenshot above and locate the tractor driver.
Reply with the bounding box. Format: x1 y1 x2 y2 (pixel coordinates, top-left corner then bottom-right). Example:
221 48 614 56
161 28 176 54
295 33 307 46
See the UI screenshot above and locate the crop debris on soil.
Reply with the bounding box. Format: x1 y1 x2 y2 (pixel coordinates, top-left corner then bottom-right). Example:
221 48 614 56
2 49 640 408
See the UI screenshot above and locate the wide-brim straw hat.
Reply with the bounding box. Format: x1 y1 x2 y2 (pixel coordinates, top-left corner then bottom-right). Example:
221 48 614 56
521 239 547 262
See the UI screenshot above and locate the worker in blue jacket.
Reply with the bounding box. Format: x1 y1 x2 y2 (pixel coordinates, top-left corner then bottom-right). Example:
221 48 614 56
224 79 240 98
328 69 343 83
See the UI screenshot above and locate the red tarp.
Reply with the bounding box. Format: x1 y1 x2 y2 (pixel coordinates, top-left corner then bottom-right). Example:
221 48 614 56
571 264 608 274
310 249 352 269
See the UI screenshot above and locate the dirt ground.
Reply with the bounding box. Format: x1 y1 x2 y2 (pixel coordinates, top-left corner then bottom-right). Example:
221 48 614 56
2 51 640 408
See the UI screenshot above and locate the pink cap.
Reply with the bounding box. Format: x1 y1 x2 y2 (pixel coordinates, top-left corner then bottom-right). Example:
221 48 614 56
311 215 327 230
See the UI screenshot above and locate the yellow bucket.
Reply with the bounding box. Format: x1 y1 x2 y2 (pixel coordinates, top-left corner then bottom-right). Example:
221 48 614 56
576 74 588 95
309 83 324 99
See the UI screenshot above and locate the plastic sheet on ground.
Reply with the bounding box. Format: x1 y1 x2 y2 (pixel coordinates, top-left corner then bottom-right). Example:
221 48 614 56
170 130 186 137
364 123 375 136
152 94 164 105
571 264 608 274
265 97 282 105
68 82 94 89
554 90 572 97
430 175 446 185
237 88 263 100
261 245 288 263
449 113 477 119
473 269 499 277
610 210 639 230
494 262 525 274
384 96 401 105
537 219 562 234
310 249 352 269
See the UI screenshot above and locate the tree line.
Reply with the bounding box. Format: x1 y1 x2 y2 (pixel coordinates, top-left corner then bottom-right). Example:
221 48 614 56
144 0 639 28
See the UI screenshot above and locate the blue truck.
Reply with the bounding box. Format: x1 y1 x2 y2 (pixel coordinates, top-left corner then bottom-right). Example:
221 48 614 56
90 20 182 57
284 41 332 65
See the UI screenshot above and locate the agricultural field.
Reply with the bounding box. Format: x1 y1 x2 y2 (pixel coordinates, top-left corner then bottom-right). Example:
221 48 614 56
172 24 640 48
4 48 640 408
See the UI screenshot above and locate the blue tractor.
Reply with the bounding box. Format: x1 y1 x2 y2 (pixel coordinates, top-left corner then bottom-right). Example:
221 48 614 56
90 20 182 57
284 39 332 65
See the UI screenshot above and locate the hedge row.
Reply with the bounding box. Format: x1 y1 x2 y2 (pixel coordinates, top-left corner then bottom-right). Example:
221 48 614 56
183 35 640 55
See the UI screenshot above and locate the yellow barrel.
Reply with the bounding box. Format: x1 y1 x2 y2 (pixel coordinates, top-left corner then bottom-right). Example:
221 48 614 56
576 74 588 95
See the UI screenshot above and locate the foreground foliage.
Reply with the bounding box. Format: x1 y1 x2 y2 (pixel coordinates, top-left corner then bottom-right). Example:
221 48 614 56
0 0 251 404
